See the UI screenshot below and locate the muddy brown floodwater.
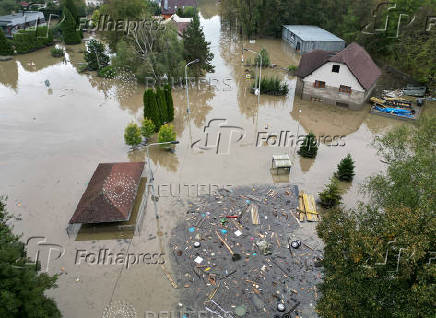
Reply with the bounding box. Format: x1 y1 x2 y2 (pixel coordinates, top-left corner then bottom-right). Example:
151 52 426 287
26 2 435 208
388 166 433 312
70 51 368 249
0 1 434 317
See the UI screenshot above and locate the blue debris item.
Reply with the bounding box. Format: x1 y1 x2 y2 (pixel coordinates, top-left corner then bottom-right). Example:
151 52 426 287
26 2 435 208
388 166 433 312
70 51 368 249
245 200 251 204
220 229 228 234
189 227 195 233
201 213 206 217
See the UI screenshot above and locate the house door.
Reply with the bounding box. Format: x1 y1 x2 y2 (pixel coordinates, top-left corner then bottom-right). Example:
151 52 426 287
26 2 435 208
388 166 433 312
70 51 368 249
296 42 301 52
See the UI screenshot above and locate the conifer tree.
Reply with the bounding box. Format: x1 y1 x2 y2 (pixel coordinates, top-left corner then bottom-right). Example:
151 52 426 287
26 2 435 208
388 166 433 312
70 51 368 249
0 198 62 318
156 87 168 124
298 132 318 158
183 14 214 76
143 89 160 131
318 178 342 208
335 154 355 181
61 7 81 44
0 30 13 56
164 84 174 122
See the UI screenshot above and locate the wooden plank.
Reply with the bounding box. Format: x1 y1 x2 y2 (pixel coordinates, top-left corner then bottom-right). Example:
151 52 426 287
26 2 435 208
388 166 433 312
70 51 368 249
303 193 319 222
298 195 305 222
250 204 260 225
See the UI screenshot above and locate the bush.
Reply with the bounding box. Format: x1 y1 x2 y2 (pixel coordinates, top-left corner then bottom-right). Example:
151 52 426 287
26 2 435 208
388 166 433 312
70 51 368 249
253 76 288 96
0 30 13 55
318 178 342 208
97 65 116 78
11 27 54 54
255 48 270 67
288 65 297 73
84 39 109 71
176 6 195 18
298 132 318 158
158 123 176 144
335 154 355 181
141 118 155 139
50 47 64 57
124 122 142 147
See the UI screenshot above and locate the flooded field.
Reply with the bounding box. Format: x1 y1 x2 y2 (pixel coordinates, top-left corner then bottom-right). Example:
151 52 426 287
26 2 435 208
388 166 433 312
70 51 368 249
0 1 434 317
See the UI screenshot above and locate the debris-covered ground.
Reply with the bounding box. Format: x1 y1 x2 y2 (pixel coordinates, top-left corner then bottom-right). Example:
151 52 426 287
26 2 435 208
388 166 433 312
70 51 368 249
168 185 324 318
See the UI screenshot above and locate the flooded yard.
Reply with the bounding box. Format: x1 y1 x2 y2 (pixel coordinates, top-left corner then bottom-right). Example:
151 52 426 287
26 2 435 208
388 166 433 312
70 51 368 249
0 1 434 317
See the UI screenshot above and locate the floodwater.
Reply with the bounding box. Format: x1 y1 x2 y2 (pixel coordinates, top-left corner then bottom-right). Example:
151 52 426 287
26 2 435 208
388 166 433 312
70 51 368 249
0 1 434 317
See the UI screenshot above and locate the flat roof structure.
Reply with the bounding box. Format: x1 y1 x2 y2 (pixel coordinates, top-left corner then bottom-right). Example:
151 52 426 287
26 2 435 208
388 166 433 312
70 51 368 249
69 162 145 224
282 25 344 42
0 11 45 27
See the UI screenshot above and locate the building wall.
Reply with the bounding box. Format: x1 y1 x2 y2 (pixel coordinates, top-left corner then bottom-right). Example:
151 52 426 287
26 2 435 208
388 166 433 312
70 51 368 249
304 62 364 92
298 62 369 110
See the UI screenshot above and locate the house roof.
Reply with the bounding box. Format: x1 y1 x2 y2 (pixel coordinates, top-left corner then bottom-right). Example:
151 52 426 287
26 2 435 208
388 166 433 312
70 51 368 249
283 25 344 42
0 11 44 26
161 0 197 15
328 42 382 90
69 162 145 224
295 50 333 78
296 42 382 90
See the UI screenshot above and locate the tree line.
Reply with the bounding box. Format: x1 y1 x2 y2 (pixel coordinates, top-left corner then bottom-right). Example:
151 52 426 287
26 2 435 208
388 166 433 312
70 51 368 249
220 0 436 88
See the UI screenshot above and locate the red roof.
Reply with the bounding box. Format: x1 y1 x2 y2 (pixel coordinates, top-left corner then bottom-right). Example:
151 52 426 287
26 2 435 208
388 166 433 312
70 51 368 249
296 42 381 90
69 162 145 224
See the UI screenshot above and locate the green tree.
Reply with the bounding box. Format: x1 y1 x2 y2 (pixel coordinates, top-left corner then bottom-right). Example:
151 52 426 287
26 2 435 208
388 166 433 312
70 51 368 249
183 14 214 76
124 122 142 147
158 123 176 144
335 154 355 182
0 0 19 16
156 87 168 124
84 39 109 71
317 116 436 317
0 30 13 56
143 89 161 130
63 0 78 22
141 118 155 139
61 7 81 44
298 132 318 158
318 178 342 208
99 0 148 49
164 84 174 122
0 197 62 318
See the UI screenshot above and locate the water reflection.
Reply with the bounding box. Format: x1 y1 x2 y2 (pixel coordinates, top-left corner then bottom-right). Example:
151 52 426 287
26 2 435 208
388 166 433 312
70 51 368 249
128 146 180 173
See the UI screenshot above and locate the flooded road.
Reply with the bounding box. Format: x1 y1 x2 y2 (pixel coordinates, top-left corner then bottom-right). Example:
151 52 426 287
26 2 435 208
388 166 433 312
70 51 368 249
1 1 434 317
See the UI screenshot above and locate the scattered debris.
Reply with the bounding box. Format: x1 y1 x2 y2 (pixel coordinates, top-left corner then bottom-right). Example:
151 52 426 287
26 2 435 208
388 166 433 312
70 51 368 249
168 185 323 317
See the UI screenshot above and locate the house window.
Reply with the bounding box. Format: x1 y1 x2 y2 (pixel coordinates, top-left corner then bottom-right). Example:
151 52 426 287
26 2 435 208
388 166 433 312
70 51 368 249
339 85 352 94
314 80 325 88
332 65 340 73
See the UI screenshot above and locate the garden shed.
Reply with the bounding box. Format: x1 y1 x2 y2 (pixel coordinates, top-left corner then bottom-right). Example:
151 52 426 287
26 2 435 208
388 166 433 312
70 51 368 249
282 25 345 54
